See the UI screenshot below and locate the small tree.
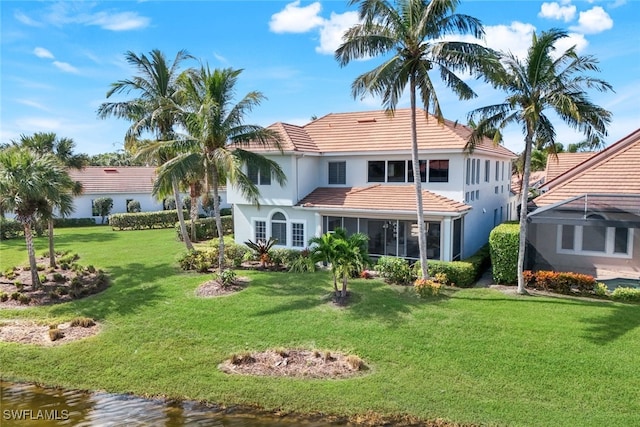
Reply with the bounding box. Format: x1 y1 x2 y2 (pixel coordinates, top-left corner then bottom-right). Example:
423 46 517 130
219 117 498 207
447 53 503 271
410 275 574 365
93 197 113 224
127 199 141 213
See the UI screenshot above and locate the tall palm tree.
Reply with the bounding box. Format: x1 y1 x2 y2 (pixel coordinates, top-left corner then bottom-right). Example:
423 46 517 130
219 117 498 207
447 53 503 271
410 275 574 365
148 66 286 272
14 132 86 267
334 231 371 299
0 147 77 289
97 49 195 250
467 29 612 294
336 0 496 279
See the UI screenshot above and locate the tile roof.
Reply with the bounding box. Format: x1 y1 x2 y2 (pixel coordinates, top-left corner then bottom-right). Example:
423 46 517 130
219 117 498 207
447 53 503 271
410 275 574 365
69 167 157 194
511 171 546 195
534 128 640 207
544 152 596 182
296 185 471 214
245 108 515 158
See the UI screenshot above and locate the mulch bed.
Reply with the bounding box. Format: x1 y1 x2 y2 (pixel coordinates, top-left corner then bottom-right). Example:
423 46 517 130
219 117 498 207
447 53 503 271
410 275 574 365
0 319 100 346
194 276 251 297
219 349 367 379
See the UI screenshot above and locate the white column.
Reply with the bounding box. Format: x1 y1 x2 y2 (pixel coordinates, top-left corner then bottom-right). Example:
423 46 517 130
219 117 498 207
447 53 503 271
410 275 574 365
442 217 453 262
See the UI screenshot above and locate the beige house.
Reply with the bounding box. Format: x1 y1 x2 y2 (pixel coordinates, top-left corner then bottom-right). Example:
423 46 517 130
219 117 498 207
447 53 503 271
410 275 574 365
527 128 640 281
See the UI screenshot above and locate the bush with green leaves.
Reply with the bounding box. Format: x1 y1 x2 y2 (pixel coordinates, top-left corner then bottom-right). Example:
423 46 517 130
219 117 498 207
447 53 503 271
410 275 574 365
127 199 141 213
216 269 237 288
375 256 415 285
288 250 317 273
110 210 189 230
175 216 234 241
52 217 96 227
489 223 520 284
93 197 113 224
0 217 24 240
224 243 250 268
414 278 442 298
611 286 640 302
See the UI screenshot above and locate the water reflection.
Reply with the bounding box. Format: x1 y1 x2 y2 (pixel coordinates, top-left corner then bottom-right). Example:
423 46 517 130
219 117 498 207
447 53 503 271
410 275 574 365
0 381 344 426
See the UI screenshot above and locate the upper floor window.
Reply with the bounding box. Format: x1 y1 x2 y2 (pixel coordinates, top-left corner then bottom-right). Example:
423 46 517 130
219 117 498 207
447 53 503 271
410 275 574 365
387 160 406 182
328 161 346 185
248 164 271 185
484 160 490 182
408 160 427 183
429 160 449 183
367 161 385 182
495 160 500 181
465 159 471 185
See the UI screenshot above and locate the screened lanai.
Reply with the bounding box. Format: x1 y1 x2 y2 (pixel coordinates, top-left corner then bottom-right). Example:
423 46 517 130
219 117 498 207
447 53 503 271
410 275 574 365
527 194 640 282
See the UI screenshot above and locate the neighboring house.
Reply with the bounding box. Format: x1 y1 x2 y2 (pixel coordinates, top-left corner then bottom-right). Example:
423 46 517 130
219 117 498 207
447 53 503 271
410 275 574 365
67 167 229 220
527 128 640 280
228 108 516 261
508 171 546 221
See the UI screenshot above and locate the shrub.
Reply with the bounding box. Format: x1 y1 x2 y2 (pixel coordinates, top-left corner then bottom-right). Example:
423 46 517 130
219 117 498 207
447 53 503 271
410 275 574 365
178 249 218 272
489 223 520 284
127 199 141 213
245 238 278 268
524 270 597 294
288 250 317 273
10 292 20 301
375 256 414 285
0 293 8 302
52 218 96 228
14 281 24 291
48 329 64 341
0 217 23 240
594 282 609 297
216 269 237 288
231 352 255 365
414 278 442 298
345 354 365 371
224 243 249 268
93 197 113 224
70 317 96 328
110 210 189 230
18 294 31 304
611 287 640 302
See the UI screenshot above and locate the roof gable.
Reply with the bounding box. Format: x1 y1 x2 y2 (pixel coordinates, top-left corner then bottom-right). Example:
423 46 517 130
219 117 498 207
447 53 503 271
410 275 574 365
69 166 157 194
534 128 640 206
544 152 596 182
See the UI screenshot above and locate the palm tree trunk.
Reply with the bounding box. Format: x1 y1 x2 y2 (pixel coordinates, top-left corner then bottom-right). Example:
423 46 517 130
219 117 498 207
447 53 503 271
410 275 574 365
409 78 429 280
48 218 57 268
341 274 347 298
173 179 193 251
516 129 534 295
211 171 225 274
189 185 198 243
24 220 41 289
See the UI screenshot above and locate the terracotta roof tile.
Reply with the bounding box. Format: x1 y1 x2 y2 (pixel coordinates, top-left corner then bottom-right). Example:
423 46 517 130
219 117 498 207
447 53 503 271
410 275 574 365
69 167 157 194
534 128 640 207
544 152 595 182
297 185 470 214
511 171 546 195
244 108 515 157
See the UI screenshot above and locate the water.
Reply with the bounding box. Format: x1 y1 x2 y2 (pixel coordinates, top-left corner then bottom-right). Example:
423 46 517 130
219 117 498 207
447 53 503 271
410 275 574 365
0 381 345 427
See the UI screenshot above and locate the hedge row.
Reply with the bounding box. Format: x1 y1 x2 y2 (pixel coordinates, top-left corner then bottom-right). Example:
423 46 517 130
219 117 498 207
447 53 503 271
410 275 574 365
109 210 189 230
489 222 520 284
175 216 234 241
0 218 24 240
523 270 597 294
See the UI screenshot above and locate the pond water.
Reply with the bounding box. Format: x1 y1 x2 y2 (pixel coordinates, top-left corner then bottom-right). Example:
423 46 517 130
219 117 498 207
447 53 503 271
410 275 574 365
0 381 346 426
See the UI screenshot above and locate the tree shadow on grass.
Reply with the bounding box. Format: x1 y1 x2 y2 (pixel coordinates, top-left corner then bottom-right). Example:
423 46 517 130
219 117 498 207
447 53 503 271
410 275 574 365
48 262 170 320
51 229 118 245
581 302 640 344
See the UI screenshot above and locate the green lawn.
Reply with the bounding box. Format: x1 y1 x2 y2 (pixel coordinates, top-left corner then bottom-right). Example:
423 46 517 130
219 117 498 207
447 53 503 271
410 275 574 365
1 226 639 426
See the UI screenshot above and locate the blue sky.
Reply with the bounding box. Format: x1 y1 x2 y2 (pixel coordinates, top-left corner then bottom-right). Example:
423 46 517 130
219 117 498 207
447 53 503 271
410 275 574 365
1 0 638 155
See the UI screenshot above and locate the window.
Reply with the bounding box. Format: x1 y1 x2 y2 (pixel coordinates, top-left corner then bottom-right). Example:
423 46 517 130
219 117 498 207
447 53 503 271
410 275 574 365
494 186 499 194
429 160 449 182
475 190 479 200
501 162 505 181
328 161 346 185
485 160 490 182
495 160 500 181
255 220 266 242
271 212 287 246
471 159 476 184
557 218 633 258
367 161 385 182
248 164 271 185
475 159 480 184
465 192 470 203
466 159 471 185
387 160 406 182
292 223 305 247
408 160 427 183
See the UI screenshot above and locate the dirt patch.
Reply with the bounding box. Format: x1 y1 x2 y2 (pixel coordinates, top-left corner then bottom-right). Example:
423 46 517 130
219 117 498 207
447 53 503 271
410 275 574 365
0 256 108 307
194 277 251 297
219 349 368 379
0 319 100 346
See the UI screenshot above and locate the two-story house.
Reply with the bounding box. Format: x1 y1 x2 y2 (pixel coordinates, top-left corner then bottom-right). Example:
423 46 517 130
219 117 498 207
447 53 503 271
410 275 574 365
228 109 515 262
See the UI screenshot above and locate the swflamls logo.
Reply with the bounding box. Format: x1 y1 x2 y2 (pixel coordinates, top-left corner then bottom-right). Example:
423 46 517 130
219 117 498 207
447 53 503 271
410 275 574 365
3 409 70 421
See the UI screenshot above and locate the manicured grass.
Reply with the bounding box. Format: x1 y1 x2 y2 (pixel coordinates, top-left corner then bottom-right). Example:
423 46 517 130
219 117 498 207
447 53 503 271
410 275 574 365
1 226 639 426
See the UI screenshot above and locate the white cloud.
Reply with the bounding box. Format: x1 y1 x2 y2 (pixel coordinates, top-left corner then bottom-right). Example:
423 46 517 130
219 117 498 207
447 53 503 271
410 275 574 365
316 11 360 54
16 99 51 112
483 22 537 60
33 47 55 59
87 11 150 31
213 52 228 64
553 32 588 55
14 11 42 27
569 6 613 34
269 1 325 33
15 117 63 131
538 2 577 22
53 61 79 74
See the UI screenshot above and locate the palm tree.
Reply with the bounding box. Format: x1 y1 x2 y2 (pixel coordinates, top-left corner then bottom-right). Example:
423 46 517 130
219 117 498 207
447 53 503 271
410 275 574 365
467 29 612 294
97 49 195 250
336 0 496 279
333 231 371 299
0 147 77 289
14 132 86 267
148 66 286 272
309 230 343 296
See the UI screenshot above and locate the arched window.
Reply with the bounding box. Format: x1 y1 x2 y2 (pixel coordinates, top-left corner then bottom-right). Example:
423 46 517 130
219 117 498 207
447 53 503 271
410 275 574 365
271 212 287 246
